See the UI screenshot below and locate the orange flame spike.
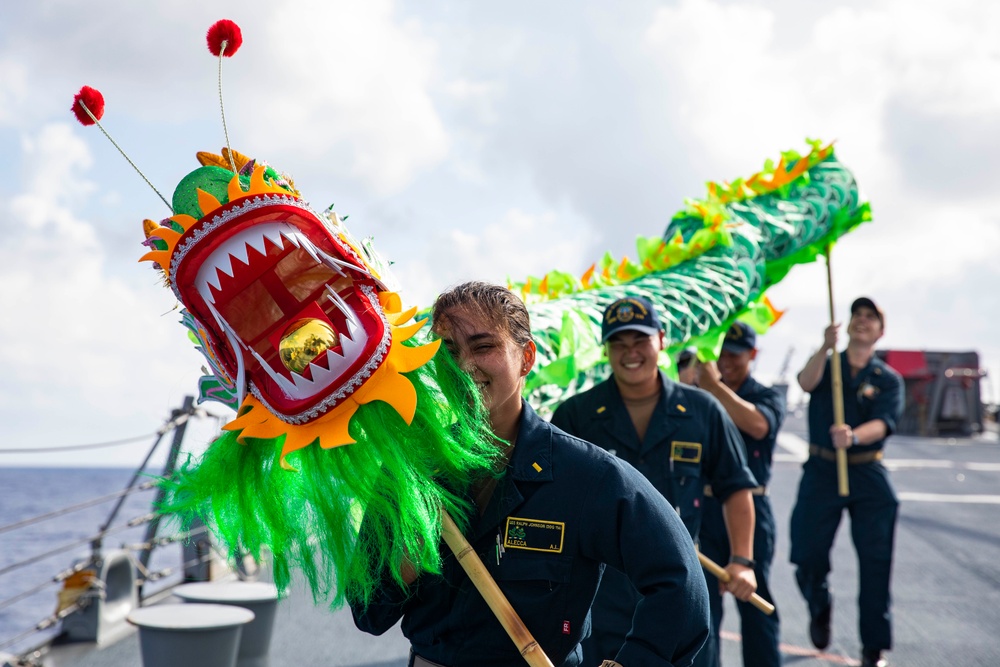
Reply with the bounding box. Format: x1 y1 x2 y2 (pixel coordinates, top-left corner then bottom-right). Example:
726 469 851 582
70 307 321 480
249 164 269 192
386 305 419 326
378 291 403 313
227 172 248 202
169 214 199 232
390 338 441 374
139 250 171 270
196 188 223 216
148 226 181 248
393 318 429 343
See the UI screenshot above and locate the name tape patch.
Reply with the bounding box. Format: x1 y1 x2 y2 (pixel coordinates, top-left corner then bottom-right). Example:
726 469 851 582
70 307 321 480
671 441 702 463
504 517 565 553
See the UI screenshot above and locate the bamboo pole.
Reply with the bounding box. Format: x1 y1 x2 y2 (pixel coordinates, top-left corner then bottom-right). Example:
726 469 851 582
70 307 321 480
440 511 555 667
697 552 775 615
825 246 850 496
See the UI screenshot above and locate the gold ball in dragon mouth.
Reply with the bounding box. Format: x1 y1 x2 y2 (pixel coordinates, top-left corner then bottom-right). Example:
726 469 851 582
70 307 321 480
279 319 338 374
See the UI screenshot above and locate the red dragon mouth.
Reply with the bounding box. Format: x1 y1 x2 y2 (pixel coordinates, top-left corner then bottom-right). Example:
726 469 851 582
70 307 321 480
171 197 390 423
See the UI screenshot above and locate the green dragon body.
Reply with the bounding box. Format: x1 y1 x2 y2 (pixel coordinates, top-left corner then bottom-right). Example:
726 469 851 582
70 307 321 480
524 140 868 412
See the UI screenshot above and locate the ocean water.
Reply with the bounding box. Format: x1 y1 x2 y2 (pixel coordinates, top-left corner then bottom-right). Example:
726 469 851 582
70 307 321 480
0 466 185 656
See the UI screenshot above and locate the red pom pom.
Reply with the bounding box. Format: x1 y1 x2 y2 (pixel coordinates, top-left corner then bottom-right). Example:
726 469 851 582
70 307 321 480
207 20 243 57
72 86 105 126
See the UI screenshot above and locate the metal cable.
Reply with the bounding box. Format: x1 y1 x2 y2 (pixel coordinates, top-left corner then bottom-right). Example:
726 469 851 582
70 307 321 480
121 523 209 551
0 561 88 613
0 408 194 455
0 481 157 535
0 600 83 651
139 547 218 585
0 513 155 578
0 433 160 454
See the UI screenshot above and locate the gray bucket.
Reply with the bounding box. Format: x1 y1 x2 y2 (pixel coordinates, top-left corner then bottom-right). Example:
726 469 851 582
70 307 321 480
173 582 279 666
128 603 254 667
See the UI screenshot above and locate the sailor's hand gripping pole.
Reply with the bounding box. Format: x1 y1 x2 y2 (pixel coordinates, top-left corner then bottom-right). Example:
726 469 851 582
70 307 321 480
697 552 775 615
825 245 850 497
440 511 555 667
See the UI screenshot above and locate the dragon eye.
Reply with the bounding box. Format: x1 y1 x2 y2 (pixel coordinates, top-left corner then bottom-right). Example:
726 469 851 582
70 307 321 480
278 319 338 374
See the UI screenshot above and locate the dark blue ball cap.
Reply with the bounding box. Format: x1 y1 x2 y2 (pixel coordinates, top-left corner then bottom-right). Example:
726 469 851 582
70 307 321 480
721 321 756 352
850 296 885 327
601 296 662 343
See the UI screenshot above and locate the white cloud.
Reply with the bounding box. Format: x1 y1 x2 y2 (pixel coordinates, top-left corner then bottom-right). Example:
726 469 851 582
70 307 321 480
451 208 595 280
0 59 27 126
236 0 449 195
0 124 204 442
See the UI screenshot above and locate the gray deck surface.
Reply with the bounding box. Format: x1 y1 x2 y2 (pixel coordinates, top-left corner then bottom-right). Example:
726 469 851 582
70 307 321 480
29 413 1000 666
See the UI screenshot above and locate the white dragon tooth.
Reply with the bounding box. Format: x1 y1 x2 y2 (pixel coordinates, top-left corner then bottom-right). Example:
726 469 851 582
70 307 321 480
262 224 289 250
299 236 323 265
197 277 217 305
201 267 223 298
324 286 360 327
205 301 228 331
229 241 251 268
277 228 302 249
291 366 319 392
248 345 301 398
328 253 369 277
207 303 248 405
314 248 349 278
244 227 271 256
341 323 364 357
213 252 236 279
210 233 253 275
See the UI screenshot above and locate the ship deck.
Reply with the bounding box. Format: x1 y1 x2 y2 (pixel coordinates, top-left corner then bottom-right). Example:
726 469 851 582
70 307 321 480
29 412 1000 667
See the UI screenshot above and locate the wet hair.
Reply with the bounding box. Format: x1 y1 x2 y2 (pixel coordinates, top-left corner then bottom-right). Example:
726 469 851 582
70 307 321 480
431 281 532 346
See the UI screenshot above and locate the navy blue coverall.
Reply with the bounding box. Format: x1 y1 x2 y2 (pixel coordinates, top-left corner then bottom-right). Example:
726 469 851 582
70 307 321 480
789 352 904 653
699 374 786 667
551 373 757 667
351 401 710 667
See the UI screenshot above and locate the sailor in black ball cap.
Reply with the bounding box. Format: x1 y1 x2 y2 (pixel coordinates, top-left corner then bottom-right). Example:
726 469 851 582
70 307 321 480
552 295 758 667
791 296 904 667
692 321 786 667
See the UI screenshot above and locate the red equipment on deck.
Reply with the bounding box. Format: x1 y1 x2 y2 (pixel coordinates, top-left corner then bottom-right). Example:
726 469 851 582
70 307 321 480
878 350 986 437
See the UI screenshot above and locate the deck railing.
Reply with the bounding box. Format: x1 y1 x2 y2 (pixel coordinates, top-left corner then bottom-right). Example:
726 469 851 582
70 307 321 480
0 397 221 661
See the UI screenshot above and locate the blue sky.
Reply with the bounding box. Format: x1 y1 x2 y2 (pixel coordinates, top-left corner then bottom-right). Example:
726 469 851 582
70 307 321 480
2 0 999 467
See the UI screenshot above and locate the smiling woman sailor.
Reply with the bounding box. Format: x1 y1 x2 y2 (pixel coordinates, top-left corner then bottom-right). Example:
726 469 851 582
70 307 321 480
350 282 710 667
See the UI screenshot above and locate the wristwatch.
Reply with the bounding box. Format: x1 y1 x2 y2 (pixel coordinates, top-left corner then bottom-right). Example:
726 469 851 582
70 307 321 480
729 555 756 569
851 432 860 446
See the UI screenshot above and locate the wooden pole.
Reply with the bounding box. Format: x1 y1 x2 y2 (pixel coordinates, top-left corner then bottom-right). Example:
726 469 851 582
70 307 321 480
825 245 850 497
697 552 775 615
440 511 555 667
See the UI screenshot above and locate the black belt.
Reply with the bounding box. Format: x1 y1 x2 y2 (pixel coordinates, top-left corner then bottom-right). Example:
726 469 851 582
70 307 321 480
703 485 768 498
808 444 884 465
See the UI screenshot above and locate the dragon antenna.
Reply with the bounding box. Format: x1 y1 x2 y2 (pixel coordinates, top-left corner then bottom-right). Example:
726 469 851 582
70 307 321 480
71 86 173 213
206 19 243 174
